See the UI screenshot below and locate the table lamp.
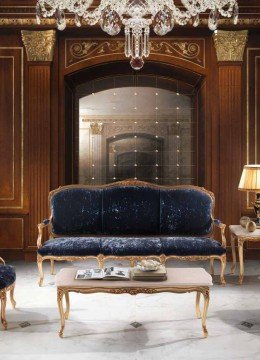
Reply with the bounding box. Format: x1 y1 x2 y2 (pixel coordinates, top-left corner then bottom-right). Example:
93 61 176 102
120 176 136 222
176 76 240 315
238 164 260 225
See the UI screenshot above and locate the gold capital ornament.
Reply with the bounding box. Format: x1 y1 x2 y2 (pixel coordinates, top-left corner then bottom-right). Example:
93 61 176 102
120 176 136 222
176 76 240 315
213 30 248 62
21 30 56 61
90 122 103 135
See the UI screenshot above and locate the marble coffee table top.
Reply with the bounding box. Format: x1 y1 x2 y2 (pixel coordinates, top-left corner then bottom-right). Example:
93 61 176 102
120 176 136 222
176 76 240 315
56 268 213 288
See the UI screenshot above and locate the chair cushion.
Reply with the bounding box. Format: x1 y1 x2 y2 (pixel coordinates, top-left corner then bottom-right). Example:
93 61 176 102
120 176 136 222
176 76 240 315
160 237 226 256
102 186 160 235
37 237 101 257
101 237 162 256
0 265 16 290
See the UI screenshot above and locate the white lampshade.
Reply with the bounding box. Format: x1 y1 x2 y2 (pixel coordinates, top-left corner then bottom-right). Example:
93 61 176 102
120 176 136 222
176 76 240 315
238 165 260 191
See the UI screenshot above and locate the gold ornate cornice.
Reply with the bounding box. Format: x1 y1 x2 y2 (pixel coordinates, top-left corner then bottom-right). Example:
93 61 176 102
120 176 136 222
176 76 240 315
21 30 56 61
213 30 248 62
1 17 260 27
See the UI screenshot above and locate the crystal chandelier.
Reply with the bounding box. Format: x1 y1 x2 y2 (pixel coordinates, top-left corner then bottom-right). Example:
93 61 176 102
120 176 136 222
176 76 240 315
36 0 239 70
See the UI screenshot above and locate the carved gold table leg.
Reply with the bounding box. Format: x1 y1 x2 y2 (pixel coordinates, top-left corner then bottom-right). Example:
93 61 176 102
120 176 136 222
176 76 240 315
230 233 237 275
50 259 55 275
64 291 70 320
210 258 214 276
0 290 8 330
57 289 65 338
238 238 245 284
201 289 210 338
10 285 16 309
196 292 201 319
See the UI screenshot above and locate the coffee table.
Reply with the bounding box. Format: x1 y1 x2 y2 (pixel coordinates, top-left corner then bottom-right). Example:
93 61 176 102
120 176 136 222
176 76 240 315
55 267 212 338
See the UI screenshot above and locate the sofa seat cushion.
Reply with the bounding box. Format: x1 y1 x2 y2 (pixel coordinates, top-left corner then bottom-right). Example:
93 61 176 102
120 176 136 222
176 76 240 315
0 265 16 290
37 237 101 257
161 237 226 256
101 237 162 256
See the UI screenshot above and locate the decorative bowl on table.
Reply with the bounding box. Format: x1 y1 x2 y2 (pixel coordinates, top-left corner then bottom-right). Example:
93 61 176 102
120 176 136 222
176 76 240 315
136 260 161 272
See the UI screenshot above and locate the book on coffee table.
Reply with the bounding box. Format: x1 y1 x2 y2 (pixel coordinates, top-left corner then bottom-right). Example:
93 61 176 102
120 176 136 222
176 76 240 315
132 265 167 281
75 267 130 280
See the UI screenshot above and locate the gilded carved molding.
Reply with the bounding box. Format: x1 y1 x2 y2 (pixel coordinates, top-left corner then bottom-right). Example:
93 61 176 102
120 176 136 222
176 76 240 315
213 30 248 62
1 17 260 27
21 30 56 61
66 38 205 68
90 122 103 135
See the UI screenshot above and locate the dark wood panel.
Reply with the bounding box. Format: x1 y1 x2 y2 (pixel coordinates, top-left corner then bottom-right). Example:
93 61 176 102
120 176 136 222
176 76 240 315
0 47 24 210
219 66 242 231
196 80 206 187
0 217 24 249
27 65 51 247
0 57 13 199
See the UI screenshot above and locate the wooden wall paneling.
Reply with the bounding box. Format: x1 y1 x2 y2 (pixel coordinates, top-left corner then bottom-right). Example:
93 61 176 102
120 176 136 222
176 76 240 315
242 48 260 216
27 64 51 251
58 35 67 186
0 43 28 255
218 65 242 229
50 36 60 190
0 47 24 211
196 80 206 187
0 217 24 249
208 37 220 218
244 47 260 251
64 82 74 184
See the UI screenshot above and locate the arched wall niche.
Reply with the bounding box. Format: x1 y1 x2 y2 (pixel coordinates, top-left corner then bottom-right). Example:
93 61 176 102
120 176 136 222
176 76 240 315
63 59 206 186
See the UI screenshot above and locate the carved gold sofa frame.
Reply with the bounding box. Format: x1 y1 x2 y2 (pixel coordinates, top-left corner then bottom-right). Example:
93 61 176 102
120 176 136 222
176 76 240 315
37 181 227 286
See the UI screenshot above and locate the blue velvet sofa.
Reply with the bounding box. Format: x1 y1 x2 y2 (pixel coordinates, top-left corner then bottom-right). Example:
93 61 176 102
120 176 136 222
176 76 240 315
37 180 227 286
0 257 16 329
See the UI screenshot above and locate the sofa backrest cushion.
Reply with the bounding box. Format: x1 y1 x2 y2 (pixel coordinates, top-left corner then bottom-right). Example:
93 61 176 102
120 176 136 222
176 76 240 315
160 188 213 236
51 188 102 235
102 186 160 235
49 182 214 237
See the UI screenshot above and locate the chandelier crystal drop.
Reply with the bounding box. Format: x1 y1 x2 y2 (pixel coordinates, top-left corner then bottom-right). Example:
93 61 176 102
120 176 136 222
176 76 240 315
36 0 239 70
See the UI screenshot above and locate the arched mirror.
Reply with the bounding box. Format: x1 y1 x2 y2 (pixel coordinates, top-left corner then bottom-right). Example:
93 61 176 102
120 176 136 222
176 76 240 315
76 75 197 185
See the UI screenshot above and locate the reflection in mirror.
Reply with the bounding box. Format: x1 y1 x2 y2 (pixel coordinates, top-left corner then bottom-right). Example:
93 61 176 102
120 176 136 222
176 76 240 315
79 77 196 185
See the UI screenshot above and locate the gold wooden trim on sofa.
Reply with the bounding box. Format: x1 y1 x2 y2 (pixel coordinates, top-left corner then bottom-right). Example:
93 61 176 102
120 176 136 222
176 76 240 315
36 180 226 286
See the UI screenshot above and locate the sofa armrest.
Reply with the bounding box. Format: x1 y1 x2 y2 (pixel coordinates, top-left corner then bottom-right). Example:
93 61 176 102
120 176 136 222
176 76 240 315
0 257 5 265
213 219 226 248
37 219 50 248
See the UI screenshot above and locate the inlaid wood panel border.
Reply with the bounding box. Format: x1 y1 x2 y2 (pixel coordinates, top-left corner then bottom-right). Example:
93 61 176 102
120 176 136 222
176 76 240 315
0 47 24 210
0 56 15 201
64 38 206 74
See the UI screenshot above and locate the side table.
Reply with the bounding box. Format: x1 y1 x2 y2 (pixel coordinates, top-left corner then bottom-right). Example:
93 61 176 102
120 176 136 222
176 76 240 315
229 225 260 284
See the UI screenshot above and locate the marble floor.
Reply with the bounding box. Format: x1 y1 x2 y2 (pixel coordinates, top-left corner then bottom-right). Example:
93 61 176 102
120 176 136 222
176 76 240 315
1 259 260 360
